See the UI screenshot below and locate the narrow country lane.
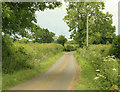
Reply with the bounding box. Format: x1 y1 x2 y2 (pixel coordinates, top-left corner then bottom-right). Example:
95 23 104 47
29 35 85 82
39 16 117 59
9 52 77 90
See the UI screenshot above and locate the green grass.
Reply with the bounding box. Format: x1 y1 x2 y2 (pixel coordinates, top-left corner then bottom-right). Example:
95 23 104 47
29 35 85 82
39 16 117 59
75 53 98 90
2 52 64 90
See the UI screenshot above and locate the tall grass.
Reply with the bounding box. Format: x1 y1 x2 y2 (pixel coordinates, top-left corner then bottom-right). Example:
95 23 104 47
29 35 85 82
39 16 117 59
2 52 64 90
75 44 119 90
3 39 63 74
2 36 64 89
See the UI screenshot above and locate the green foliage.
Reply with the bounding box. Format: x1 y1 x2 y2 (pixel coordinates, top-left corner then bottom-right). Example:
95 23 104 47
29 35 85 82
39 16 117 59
64 2 115 47
2 2 61 38
18 38 29 44
110 35 120 59
57 35 67 46
2 36 32 74
75 45 119 90
64 44 79 51
96 56 118 90
33 27 55 43
89 12 116 44
2 36 64 74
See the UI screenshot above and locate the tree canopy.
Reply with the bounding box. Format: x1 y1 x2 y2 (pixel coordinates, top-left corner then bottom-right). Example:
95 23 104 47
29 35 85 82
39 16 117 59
33 26 55 43
63 2 115 47
2 2 62 39
57 35 67 46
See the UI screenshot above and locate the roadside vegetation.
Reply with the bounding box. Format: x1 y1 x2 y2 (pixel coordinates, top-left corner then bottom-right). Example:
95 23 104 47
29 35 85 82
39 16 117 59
2 36 64 89
2 1 120 91
64 44 79 51
75 44 119 90
63 2 120 91
2 2 63 90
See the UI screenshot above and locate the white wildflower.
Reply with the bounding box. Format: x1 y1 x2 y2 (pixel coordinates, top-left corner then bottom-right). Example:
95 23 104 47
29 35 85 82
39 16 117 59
94 77 99 80
96 69 100 72
97 74 106 78
112 68 116 71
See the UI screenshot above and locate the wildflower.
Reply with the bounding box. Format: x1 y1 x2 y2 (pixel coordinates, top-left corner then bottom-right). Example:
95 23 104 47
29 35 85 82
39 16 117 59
94 77 99 80
96 69 100 72
111 55 115 58
112 68 116 71
97 74 106 78
110 85 119 90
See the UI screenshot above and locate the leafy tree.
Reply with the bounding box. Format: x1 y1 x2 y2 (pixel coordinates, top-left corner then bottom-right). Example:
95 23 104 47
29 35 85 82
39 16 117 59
57 35 67 46
111 35 120 58
33 26 55 43
2 2 61 39
63 2 115 47
89 11 116 44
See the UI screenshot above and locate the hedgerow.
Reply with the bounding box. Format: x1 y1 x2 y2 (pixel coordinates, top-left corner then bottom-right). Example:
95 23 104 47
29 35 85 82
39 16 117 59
2 36 64 74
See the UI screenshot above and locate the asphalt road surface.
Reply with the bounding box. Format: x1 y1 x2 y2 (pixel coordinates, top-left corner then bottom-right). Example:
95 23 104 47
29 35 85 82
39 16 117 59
10 52 77 90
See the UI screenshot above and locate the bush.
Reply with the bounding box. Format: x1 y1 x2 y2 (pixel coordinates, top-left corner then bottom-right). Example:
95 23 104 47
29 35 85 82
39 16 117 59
75 45 119 90
111 35 120 59
2 36 64 74
64 44 79 51
2 36 33 74
96 56 118 90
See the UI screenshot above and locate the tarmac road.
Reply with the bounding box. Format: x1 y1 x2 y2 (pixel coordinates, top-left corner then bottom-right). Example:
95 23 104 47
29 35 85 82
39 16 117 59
10 52 77 90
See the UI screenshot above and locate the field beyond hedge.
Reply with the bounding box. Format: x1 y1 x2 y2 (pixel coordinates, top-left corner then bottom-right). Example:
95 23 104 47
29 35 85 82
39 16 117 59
2 40 64 90
75 44 119 90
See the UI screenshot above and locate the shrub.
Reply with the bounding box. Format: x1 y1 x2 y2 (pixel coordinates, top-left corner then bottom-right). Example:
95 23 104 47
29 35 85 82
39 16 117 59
94 56 118 90
111 35 120 59
75 45 118 90
64 44 79 51
2 36 64 74
2 36 32 74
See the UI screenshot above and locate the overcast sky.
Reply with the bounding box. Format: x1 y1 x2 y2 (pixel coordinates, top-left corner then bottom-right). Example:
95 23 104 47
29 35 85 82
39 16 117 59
35 0 120 40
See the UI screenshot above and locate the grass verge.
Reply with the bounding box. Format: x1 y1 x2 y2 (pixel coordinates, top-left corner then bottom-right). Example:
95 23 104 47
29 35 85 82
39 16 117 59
2 52 64 90
75 53 98 90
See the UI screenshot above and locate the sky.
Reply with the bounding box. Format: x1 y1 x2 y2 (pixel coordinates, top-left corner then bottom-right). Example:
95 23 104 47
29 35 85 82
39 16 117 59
35 0 120 40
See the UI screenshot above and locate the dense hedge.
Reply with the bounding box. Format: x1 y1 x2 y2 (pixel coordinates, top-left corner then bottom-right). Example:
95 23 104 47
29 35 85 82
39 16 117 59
2 36 64 74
